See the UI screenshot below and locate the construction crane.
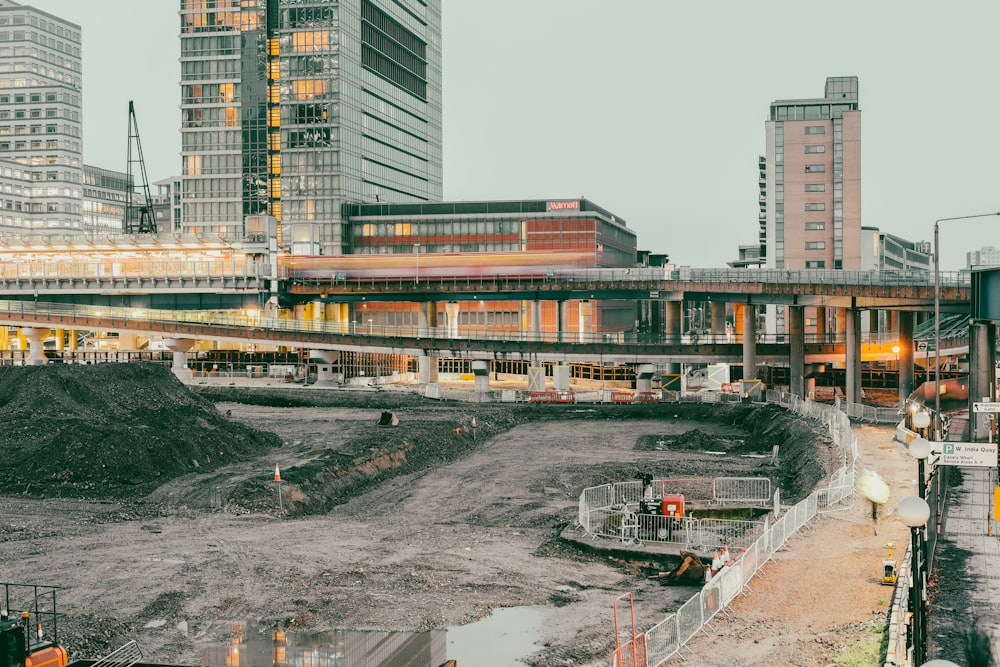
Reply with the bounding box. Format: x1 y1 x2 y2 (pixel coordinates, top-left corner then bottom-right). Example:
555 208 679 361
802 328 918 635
123 100 156 234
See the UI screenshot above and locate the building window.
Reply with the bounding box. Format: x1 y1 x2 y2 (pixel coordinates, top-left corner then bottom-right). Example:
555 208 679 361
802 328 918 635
805 203 825 211
804 184 825 192
805 222 826 230
805 261 826 268
805 126 826 134
805 164 825 173
805 241 826 250
805 145 826 154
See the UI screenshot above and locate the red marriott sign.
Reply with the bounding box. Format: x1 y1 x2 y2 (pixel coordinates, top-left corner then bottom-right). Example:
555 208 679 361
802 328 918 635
546 200 580 212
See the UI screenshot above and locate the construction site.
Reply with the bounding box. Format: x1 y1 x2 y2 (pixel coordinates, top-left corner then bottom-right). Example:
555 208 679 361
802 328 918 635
0 362 909 667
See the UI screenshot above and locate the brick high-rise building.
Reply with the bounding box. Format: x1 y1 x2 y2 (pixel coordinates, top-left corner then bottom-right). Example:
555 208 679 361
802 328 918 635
763 76 861 271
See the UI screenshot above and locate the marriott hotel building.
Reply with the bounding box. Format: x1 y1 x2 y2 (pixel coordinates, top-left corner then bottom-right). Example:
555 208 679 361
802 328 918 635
179 0 443 254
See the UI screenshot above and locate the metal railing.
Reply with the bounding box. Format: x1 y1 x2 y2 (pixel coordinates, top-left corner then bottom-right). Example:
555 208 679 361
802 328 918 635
609 395 858 667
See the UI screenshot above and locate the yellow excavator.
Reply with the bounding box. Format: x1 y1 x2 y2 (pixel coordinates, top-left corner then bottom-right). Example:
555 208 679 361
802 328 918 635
881 543 898 585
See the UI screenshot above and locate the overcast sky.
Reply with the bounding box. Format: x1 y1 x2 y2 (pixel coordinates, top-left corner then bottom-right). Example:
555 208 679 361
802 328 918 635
24 0 1000 271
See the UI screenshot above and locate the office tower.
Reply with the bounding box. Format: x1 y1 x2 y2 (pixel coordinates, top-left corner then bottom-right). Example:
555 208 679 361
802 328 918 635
763 76 861 271
179 0 443 254
0 0 83 235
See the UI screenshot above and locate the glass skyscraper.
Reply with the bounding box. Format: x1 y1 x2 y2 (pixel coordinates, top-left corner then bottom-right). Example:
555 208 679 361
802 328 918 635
179 0 442 255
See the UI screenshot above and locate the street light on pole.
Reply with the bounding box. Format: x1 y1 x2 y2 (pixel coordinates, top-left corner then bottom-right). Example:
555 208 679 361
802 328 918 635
909 436 931 500
933 212 1000 440
913 410 931 441
899 494 931 667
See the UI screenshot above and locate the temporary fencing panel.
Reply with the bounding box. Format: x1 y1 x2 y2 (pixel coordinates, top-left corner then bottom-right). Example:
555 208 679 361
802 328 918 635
654 477 714 502
714 477 771 504
675 595 703 646
642 615 679 667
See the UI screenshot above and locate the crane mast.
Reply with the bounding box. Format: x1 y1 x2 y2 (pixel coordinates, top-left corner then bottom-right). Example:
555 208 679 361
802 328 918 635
124 100 156 234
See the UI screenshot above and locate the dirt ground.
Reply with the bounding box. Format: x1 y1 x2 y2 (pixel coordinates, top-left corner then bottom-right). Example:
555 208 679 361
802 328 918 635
0 366 916 667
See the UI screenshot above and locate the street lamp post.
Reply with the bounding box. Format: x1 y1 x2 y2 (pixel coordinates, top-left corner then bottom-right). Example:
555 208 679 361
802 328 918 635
909 436 931 500
933 213 1000 440
899 494 931 667
893 344 901 404
913 410 931 442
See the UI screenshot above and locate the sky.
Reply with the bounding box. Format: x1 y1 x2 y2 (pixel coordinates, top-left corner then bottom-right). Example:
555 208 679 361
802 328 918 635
23 0 1000 272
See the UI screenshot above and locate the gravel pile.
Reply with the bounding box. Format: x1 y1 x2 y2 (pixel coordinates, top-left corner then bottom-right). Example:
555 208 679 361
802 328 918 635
0 363 281 498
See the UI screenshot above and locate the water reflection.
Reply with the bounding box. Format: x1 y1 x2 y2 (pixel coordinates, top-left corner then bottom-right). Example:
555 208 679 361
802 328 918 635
200 622 452 667
447 606 543 666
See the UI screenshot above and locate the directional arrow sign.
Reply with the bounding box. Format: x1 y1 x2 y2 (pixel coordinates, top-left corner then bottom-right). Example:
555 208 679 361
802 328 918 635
973 402 1000 414
934 441 998 468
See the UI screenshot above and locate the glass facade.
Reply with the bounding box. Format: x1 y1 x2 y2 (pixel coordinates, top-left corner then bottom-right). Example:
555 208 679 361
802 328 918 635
0 0 83 236
179 0 443 254
345 198 637 268
82 165 131 235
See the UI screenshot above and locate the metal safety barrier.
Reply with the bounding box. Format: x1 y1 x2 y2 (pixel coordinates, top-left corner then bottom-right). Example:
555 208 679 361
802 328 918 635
605 395 858 666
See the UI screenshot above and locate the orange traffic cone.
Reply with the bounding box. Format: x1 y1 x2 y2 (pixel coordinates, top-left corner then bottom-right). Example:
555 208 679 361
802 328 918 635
711 550 722 574
721 545 731 566
274 464 281 482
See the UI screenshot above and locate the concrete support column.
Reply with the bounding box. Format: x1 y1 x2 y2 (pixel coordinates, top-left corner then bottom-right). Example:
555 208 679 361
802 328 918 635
845 309 862 405
527 364 546 392
163 338 196 381
67 329 76 351
836 307 848 342
711 302 726 338
889 310 900 335
665 301 682 343
636 364 655 393
417 302 438 335
970 322 997 441
310 350 342 386
664 301 682 374
899 312 915 407
742 304 757 381
0 326 9 352
445 302 460 338
789 306 805 399
530 301 541 339
472 360 491 400
868 310 879 338
578 301 592 343
552 364 570 391
22 327 50 365
558 300 569 342
418 355 438 384
293 304 306 321
55 328 65 352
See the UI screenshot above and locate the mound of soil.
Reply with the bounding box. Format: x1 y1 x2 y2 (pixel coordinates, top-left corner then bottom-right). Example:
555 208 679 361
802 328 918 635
0 363 281 498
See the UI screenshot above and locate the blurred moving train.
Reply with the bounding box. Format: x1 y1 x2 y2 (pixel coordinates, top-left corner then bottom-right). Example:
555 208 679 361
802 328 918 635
280 251 594 281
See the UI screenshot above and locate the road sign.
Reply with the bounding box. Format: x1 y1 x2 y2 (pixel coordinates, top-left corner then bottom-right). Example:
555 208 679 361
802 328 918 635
934 441 998 468
649 291 660 298
915 341 936 352
974 402 1000 413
